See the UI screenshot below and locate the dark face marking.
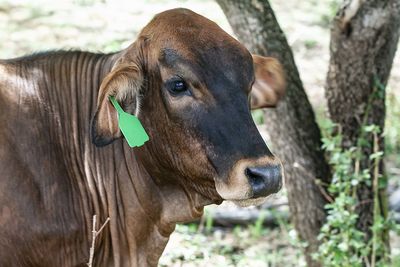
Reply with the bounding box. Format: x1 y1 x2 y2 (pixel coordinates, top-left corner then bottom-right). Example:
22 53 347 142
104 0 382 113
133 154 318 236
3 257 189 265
157 39 267 174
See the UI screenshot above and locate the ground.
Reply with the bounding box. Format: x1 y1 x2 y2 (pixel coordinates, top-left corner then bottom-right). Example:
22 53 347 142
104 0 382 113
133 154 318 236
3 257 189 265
1 0 399 266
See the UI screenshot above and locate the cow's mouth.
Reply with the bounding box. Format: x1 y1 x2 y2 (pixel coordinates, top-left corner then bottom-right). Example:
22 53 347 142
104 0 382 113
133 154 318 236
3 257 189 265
232 197 270 207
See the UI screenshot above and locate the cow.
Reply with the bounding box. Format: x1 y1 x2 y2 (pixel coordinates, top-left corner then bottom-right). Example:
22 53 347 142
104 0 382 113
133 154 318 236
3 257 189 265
0 8 285 267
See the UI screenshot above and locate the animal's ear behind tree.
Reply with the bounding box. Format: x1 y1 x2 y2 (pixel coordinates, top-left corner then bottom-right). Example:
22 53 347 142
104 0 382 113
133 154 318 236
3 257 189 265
216 1 331 266
217 0 400 266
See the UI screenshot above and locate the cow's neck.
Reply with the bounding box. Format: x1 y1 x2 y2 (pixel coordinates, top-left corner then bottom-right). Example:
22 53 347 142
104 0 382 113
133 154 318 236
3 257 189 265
31 51 208 266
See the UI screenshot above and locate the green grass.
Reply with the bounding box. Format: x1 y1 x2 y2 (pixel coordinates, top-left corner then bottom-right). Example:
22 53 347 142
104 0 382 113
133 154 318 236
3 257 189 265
161 223 306 267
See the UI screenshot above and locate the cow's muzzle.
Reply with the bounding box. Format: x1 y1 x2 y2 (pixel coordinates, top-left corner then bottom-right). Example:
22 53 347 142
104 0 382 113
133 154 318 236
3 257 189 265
214 156 283 206
245 164 282 198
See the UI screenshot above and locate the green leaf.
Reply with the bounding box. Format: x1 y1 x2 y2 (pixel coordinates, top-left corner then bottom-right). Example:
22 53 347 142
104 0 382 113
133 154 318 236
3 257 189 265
369 151 384 160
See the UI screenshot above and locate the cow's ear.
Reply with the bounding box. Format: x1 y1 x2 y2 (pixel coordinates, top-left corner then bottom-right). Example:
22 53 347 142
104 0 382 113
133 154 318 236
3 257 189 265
250 55 286 109
91 62 143 147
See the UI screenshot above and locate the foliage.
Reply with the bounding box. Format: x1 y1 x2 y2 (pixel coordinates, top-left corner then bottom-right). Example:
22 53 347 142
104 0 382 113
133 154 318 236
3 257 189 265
160 222 306 267
304 39 318 50
316 124 372 265
318 0 341 27
314 80 397 266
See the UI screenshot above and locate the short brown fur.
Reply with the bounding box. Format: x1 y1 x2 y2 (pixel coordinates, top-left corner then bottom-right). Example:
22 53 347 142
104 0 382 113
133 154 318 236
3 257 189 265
0 8 284 267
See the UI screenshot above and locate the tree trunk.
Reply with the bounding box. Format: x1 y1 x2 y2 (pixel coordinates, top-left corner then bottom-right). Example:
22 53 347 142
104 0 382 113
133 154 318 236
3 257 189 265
216 1 331 266
326 0 400 255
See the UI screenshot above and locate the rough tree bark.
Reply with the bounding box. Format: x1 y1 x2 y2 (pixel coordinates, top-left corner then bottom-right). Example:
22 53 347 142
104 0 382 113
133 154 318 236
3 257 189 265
326 0 400 252
216 1 331 266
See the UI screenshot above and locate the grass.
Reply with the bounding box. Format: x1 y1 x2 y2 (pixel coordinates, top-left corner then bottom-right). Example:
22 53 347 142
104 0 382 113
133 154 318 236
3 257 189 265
161 221 306 267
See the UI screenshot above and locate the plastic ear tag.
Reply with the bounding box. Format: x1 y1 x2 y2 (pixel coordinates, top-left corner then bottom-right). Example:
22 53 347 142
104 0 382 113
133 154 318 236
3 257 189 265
109 96 149 147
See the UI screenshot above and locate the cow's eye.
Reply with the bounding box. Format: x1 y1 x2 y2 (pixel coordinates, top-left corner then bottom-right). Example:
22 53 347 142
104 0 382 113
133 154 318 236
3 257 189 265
166 78 190 96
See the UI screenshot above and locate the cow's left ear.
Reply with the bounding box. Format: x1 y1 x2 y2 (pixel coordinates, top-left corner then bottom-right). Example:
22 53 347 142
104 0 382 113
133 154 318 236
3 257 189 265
250 55 286 109
91 62 143 147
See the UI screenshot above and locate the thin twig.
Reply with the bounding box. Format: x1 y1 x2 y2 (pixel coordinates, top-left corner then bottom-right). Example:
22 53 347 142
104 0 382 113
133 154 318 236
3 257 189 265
371 132 380 267
87 215 97 267
87 215 110 267
354 199 373 209
97 217 111 234
318 183 334 203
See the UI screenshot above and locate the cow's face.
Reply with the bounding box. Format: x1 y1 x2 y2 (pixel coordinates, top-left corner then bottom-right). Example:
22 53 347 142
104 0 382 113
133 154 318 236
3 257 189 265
92 9 285 206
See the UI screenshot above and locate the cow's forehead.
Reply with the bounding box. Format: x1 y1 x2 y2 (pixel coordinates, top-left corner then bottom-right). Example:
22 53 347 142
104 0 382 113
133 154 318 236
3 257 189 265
141 9 254 86
141 8 252 63
158 41 250 66
158 43 254 88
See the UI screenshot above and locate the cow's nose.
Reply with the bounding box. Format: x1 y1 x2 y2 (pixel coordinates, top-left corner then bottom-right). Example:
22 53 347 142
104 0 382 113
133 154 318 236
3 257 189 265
245 165 282 198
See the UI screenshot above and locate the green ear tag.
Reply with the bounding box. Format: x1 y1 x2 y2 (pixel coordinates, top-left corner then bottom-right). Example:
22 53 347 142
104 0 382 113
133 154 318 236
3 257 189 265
109 96 149 147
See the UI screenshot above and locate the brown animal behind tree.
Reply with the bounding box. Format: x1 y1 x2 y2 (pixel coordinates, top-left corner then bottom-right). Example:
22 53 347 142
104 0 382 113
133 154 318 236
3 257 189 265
0 8 285 266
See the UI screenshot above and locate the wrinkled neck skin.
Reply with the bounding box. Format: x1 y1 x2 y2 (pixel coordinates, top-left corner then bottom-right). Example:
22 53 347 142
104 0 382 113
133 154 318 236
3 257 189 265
1 51 211 266
83 141 210 266
83 143 210 267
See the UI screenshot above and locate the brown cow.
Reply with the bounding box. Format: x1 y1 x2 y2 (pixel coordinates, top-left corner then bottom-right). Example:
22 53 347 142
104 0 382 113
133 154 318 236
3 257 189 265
0 8 285 267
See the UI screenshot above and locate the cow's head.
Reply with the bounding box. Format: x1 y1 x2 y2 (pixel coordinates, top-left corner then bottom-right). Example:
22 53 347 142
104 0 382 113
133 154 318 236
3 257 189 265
91 8 285 206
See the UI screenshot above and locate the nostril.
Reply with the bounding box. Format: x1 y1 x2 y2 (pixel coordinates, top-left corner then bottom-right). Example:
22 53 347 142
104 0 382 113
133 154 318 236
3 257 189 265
245 165 282 198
